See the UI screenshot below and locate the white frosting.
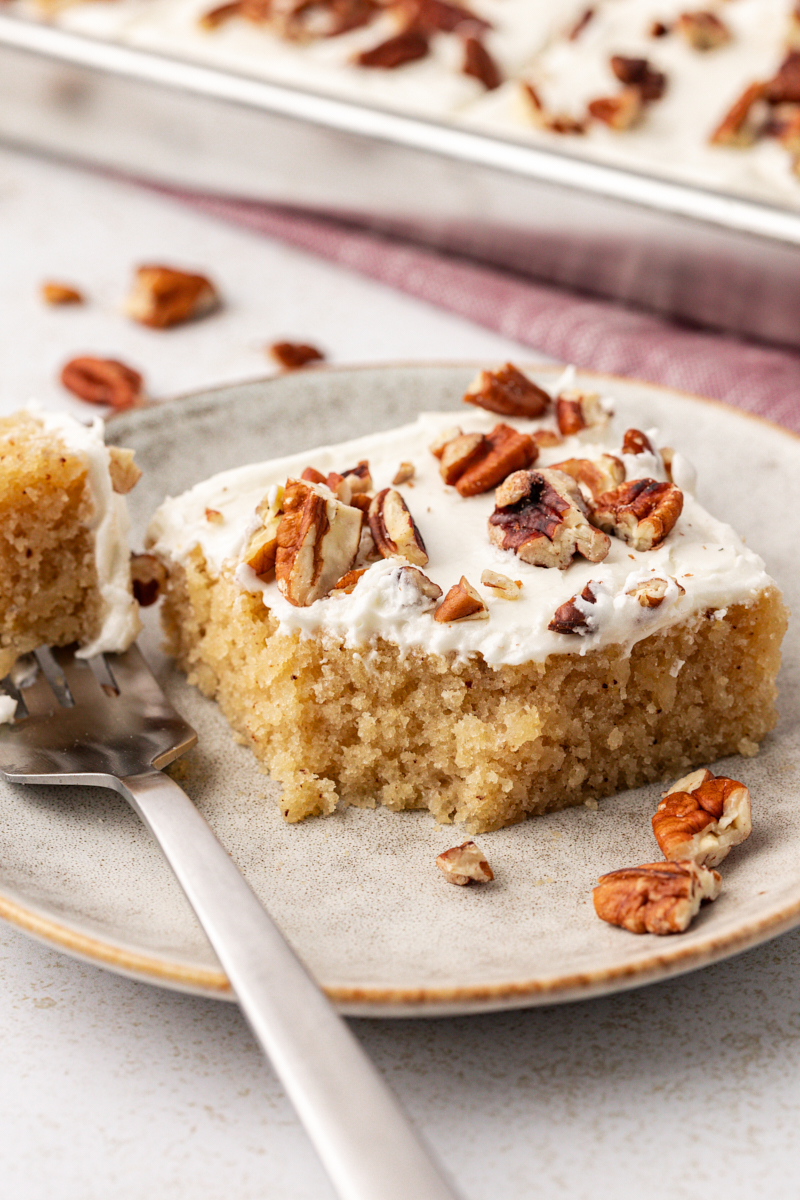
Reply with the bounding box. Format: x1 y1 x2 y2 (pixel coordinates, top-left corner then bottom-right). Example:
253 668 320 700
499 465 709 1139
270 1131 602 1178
146 396 773 667
30 406 141 657
0 694 17 724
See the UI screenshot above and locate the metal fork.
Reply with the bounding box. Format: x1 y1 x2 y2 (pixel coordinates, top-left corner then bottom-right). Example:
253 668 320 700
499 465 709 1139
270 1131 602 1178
0 643 459 1200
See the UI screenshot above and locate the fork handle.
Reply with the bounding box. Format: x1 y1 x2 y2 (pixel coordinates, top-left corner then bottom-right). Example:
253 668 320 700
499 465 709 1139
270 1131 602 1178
119 769 460 1200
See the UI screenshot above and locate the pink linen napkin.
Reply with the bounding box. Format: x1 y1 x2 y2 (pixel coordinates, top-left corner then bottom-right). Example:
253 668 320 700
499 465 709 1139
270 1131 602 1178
178 190 800 436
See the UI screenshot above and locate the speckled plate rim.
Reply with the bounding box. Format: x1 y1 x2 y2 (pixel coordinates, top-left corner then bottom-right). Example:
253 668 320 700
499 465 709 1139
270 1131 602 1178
0 363 797 1018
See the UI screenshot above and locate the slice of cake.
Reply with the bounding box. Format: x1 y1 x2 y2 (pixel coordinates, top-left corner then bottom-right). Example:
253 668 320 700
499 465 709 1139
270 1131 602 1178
0 407 142 678
147 366 787 833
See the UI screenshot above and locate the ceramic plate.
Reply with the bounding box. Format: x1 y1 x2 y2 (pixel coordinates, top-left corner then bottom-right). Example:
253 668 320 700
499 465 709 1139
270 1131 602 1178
0 365 797 1017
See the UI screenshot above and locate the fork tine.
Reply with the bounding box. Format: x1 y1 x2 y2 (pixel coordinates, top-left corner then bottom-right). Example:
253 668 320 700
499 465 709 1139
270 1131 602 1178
19 653 63 716
33 647 74 708
103 643 171 705
51 646 105 706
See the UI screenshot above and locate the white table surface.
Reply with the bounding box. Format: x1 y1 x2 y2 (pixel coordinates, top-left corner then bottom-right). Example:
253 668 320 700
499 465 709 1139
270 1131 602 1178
1 143 800 1200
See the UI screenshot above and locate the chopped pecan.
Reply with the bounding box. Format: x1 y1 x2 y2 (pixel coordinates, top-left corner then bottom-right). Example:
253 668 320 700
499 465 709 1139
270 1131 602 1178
124 265 219 329
609 55 667 101
555 391 609 437
434 576 488 622
41 281 84 306
568 6 594 40
522 83 587 134
675 11 730 51
588 87 644 130
325 472 353 504
369 488 428 565
590 478 683 551
548 580 601 635
653 770 751 868
350 493 372 515
397 0 490 34
270 341 325 370
488 468 611 569
108 446 141 495
275 479 361 605
777 106 800 154
439 432 488 485
301 466 328 485
710 81 767 146
462 36 501 90
392 462 415 486
392 563 442 605
480 569 522 600
442 424 537 497
241 485 285 579
436 841 494 885
205 508 224 524
548 454 625 499
766 52 800 103
341 461 372 493
593 861 721 934
130 553 168 607
463 363 551 418
60 356 144 410
626 576 684 608
622 428 655 457
333 567 368 594
428 425 462 459
649 19 670 37
357 28 429 68
199 0 241 27
533 429 563 449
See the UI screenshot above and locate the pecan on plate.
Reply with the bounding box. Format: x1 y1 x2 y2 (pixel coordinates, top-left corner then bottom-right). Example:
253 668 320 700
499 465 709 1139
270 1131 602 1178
548 454 625 499
462 36 502 90
434 576 488 622
369 488 428 565
270 341 326 370
621 428 655 457
41 281 84 306
436 841 494 885
130 553 168 607
60 356 144 410
590 478 683 551
548 580 602 635
610 55 667 101
593 861 721 934
108 447 142 495
675 11 731 51
124 265 219 329
653 770 751 868
488 468 611 569
356 28 429 68
463 363 551 418
439 423 537 497
276 479 362 605
710 81 768 146
480 569 522 600
588 87 644 130
555 390 610 437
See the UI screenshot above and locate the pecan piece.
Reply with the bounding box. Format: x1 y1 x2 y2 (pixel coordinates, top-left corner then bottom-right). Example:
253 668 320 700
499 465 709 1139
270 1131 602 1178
463 363 551 418
356 29 429 68
397 0 490 35
369 488 428 566
333 567 368 594
108 446 141 495
568 6 594 40
626 576 684 608
675 11 730 51
341 461 372 493
434 576 488 622
653 770 751 868
480 569 522 600
428 425 462 459
130 553 168 607
436 841 494 885
439 432 488 485
548 454 625 499
392 563 442 606
548 580 601 635
124 265 219 329
199 1 242 28
593 861 721 934
765 51 800 104
522 83 587 134
588 87 644 130
41 281 84 306
392 462 415 486
270 341 325 370
241 485 285 579
609 55 667 101
590 478 683 551
555 390 609 437
621 428 655 457
533 429 563 449
710 81 767 147
453 424 537 497
488 468 611 569
276 479 361 606
463 36 502 91
60 356 144 410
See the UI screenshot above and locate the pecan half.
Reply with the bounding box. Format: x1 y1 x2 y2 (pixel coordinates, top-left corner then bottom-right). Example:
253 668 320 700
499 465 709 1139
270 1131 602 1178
392 461 415 486
463 363 551 418
462 36 502 90
442 424 537 497
555 390 609 437
269 341 325 370
124 265 219 329
480 569 522 600
609 55 666 101
548 454 625 499
675 11 730 51
653 771 751 868
276 479 362 605
436 840 494 885
41 281 84 306
590 478 683 551
622 428 655 456
130 553 168 607
593 861 721 934
434 576 488 622
108 446 141 495
710 81 767 146
588 87 643 130
489 468 611 569
60 356 144 410
548 580 601 635
369 488 428 565
356 28 429 68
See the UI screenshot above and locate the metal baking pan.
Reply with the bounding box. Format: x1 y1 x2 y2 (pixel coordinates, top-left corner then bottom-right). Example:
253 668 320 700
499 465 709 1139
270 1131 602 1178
3 9 800 347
